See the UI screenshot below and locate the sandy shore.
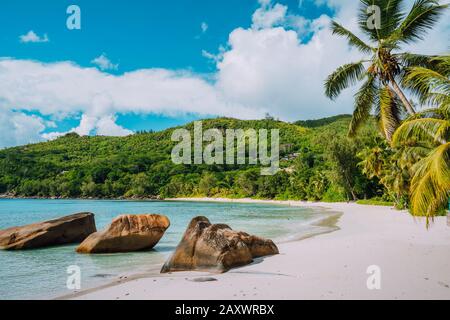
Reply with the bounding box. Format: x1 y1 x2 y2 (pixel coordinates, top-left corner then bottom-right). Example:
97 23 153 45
66 198 450 300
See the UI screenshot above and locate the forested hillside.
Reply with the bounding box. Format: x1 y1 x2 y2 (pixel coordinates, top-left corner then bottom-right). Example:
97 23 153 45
0 117 385 202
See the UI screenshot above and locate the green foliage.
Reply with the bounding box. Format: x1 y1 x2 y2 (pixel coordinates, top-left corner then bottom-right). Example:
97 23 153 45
357 140 413 209
356 199 394 206
325 0 448 140
324 1 450 221
391 59 450 220
321 185 347 202
294 114 352 128
0 117 385 202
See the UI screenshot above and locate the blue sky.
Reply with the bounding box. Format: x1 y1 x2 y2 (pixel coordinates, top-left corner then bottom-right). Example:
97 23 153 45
0 0 448 147
0 0 333 142
0 0 332 73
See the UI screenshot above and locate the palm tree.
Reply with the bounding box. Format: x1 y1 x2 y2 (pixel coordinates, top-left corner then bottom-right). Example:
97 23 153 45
392 56 450 222
358 139 415 208
358 141 388 179
324 0 448 141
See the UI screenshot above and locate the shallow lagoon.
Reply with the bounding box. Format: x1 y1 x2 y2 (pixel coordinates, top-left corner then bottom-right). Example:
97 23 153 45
0 199 330 299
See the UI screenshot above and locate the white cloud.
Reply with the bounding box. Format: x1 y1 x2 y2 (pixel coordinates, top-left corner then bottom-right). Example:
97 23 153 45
91 53 119 71
404 8 450 56
215 19 359 120
0 1 360 147
251 0 324 39
201 50 217 61
1 0 449 148
202 45 226 63
286 14 313 38
96 115 133 136
0 109 46 148
0 58 260 116
42 114 132 140
0 58 261 146
312 0 449 55
19 30 49 43
252 1 287 29
201 22 209 33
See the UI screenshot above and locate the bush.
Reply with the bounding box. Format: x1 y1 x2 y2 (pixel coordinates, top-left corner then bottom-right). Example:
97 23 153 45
356 199 394 206
322 185 347 202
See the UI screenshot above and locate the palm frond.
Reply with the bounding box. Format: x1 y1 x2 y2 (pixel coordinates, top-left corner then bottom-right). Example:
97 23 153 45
403 56 450 105
405 66 450 94
349 75 378 136
396 53 436 68
405 105 450 120
379 86 402 141
380 0 406 37
426 92 450 107
410 142 450 223
392 118 450 145
359 0 406 41
331 21 374 54
358 0 383 41
399 144 433 161
325 62 367 100
394 0 449 45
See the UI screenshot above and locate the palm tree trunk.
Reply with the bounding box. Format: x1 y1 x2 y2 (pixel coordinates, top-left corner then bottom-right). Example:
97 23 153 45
389 78 416 115
343 172 357 201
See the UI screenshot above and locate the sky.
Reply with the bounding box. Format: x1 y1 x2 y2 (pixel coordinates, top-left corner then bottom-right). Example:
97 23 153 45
0 0 448 147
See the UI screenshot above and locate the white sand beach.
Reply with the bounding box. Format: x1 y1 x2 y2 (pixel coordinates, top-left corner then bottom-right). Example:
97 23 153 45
67 199 450 300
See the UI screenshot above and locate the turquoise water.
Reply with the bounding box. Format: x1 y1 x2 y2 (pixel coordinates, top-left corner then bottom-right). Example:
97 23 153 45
0 199 330 300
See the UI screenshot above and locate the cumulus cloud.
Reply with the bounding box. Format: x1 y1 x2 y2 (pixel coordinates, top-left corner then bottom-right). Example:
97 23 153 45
0 1 360 146
202 45 226 64
0 58 261 145
313 0 449 55
215 19 360 120
1 0 449 148
46 114 132 138
252 1 287 29
19 30 49 43
403 8 450 55
0 59 260 117
91 53 119 71
0 109 47 148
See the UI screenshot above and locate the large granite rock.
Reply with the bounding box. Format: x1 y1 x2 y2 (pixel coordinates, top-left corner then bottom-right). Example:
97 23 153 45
0 212 96 250
76 214 170 253
161 216 279 273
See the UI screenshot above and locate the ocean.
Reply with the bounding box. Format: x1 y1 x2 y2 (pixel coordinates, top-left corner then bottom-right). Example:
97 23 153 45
0 199 332 299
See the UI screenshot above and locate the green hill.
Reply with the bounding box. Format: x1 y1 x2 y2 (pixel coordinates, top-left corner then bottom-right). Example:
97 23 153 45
294 114 352 128
0 117 383 201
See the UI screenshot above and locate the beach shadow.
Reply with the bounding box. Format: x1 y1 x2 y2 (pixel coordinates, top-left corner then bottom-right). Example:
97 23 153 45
227 256 294 277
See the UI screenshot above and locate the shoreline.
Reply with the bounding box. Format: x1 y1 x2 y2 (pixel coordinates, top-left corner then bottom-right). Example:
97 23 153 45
58 198 343 300
0 194 163 201
166 196 355 208
61 198 450 300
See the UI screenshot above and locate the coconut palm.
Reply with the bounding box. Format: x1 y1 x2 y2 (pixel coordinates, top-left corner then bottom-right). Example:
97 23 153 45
402 55 450 108
358 141 388 179
324 0 448 141
358 140 416 208
392 56 450 222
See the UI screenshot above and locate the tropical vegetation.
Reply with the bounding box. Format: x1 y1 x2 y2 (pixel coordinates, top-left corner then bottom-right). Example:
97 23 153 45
325 0 448 140
0 0 448 223
325 0 449 220
0 116 386 202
